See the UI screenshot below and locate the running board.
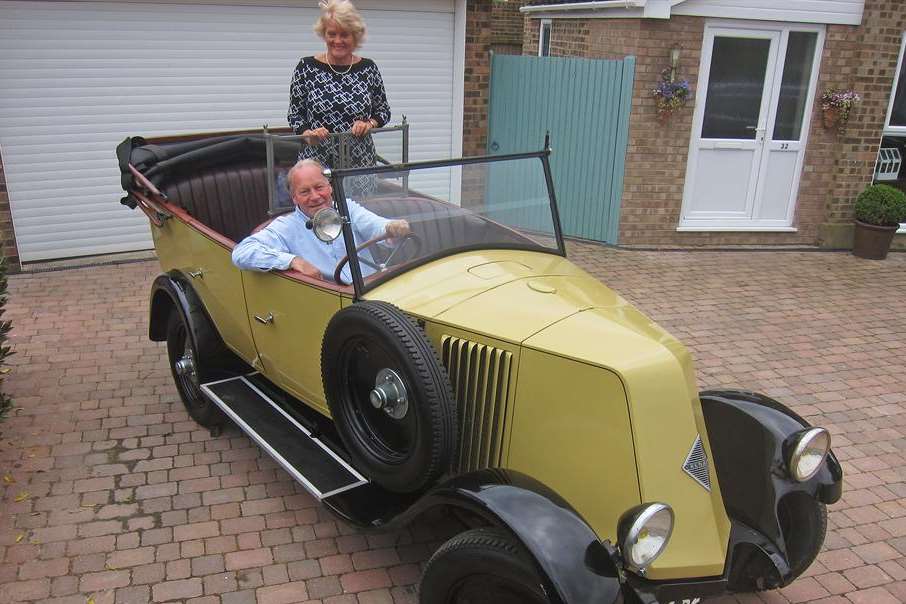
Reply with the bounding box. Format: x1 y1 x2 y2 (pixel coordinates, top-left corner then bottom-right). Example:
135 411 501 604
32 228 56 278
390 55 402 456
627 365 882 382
200 375 368 500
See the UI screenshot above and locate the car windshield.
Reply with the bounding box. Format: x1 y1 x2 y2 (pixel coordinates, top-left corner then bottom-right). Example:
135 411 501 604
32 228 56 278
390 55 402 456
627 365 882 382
333 154 563 292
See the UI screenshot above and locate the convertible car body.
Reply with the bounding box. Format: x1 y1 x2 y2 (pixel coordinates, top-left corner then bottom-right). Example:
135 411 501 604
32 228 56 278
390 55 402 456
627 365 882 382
118 131 842 604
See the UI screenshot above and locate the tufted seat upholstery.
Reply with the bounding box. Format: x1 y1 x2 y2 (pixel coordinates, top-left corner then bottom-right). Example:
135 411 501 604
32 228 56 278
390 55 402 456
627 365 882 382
161 161 272 243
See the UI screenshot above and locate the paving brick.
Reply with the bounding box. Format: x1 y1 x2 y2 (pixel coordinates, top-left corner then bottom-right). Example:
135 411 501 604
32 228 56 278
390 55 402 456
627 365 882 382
225 547 274 570
255 582 309 604
174 521 220 542
152 578 204 602
115 585 151 604
340 569 392 593
79 570 131 591
18 558 69 580
202 572 239 595
5 578 52 601
107 546 156 568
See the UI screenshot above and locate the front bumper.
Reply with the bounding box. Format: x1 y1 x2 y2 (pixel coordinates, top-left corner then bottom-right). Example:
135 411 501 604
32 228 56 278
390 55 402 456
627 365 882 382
619 522 779 604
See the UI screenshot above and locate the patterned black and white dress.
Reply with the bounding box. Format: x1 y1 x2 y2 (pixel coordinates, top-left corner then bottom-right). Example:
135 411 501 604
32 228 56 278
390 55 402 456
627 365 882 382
287 56 391 197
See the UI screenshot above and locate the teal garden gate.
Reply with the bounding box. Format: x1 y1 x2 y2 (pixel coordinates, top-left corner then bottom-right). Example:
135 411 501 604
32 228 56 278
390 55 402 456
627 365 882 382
487 54 635 244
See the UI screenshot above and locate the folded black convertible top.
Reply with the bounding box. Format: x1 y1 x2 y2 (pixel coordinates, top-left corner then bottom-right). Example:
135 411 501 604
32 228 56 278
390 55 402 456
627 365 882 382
116 133 300 209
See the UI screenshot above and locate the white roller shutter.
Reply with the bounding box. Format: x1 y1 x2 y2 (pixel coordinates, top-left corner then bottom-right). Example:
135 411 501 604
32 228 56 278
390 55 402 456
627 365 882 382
0 0 458 261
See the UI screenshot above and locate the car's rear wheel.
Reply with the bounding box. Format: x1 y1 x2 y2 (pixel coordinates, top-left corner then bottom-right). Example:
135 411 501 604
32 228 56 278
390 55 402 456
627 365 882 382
420 528 551 604
321 301 456 493
166 311 224 427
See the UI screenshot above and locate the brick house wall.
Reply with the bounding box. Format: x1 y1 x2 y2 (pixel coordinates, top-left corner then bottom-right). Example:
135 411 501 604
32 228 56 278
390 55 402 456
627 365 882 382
491 0 527 55
0 152 19 272
519 0 906 248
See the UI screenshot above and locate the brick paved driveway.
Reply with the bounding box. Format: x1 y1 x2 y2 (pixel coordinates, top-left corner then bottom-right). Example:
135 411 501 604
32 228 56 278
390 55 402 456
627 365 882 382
1 245 904 604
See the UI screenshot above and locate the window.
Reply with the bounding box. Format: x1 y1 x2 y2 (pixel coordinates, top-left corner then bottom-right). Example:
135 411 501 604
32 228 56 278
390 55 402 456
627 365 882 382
539 20 551 57
885 33 906 134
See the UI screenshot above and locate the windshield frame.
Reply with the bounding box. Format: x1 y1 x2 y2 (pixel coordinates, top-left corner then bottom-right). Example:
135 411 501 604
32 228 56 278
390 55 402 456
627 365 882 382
329 148 566 299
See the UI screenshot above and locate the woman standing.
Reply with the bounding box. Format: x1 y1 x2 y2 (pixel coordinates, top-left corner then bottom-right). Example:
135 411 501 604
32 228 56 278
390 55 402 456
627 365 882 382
288 0 390 197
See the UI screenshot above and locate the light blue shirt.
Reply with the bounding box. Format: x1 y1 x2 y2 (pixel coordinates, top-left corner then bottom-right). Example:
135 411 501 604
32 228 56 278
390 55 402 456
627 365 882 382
231 201 390 282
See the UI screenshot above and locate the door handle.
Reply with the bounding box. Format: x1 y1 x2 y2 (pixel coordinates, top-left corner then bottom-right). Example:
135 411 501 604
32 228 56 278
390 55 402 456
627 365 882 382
188 269 204 279
490 141 500 152
254 313 274 325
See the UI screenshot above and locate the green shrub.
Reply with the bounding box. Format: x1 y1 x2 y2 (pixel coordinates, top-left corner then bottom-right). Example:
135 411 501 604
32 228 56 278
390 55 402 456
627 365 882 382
854 184 906 226
0 250 13 422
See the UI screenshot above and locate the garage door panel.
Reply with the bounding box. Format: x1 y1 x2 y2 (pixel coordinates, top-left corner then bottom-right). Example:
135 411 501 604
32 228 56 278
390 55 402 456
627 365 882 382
0 0 456 261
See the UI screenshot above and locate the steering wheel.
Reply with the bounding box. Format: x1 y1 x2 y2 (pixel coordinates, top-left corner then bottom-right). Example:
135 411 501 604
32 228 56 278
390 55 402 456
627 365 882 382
334 232 422 285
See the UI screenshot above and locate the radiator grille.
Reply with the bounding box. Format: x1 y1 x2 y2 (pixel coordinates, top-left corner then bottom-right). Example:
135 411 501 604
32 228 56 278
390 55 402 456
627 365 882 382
441 336 513 472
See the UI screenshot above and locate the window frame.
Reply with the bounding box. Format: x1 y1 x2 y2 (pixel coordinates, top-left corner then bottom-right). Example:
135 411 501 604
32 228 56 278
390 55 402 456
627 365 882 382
538 19 552 57
884 33 906 135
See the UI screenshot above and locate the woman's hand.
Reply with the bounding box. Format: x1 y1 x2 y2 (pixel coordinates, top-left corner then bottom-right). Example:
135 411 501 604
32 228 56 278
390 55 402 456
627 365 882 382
351 118 377 137
302 127 330 145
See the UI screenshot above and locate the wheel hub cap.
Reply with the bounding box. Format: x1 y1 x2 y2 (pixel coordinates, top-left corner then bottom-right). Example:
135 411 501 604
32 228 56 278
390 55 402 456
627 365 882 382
175 350 196 379
369 368 408 419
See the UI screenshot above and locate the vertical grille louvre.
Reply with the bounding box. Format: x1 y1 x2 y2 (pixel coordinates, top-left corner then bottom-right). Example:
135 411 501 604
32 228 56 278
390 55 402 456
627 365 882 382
442 336 513 472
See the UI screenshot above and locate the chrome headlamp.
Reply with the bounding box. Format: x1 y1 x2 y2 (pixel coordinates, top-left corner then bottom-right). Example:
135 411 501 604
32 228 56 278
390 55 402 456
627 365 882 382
308 207 343 243
786 427 830 482
617 503 674 574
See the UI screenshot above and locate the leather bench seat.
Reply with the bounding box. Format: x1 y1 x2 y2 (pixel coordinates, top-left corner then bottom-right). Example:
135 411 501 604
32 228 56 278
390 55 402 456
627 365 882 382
161 161 272 243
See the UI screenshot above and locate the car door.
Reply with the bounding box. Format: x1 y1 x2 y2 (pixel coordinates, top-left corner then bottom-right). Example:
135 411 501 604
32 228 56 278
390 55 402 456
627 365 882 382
241 271 344 415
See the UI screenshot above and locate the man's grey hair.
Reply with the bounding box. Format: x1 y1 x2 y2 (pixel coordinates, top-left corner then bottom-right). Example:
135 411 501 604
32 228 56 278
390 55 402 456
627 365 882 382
286 158 326 192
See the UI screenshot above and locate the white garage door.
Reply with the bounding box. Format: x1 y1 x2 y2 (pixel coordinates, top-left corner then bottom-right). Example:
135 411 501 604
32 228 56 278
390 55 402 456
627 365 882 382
0 0 459 262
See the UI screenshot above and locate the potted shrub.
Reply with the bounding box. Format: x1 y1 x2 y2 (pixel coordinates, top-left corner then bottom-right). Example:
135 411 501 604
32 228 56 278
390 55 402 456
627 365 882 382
852 184 906 259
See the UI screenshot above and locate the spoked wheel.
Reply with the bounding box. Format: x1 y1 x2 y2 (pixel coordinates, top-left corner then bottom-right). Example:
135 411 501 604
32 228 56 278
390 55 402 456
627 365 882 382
322 301 456 493
420 528 551 604
166 311 223 427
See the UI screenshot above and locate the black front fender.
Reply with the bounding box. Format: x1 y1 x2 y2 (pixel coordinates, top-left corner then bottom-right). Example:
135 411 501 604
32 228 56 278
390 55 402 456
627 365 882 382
701 390 843 556
325 469 624 604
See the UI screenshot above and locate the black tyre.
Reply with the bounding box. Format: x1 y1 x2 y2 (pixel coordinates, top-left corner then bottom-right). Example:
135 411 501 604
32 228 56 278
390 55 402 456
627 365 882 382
321 301 456 493
166 311 224 428
779 492 827 581
420 528 551 604
729 492 827 591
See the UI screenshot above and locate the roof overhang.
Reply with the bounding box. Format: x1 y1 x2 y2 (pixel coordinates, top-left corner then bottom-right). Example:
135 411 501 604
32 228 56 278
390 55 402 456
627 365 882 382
521 0 677 19
521 0 864 25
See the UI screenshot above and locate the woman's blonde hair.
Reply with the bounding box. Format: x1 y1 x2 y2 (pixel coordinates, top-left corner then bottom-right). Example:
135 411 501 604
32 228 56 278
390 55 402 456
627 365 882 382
314 0 366 48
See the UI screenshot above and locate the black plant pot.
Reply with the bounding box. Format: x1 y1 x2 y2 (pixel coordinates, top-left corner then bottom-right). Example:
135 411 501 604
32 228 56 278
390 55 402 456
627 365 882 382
852 220 899 260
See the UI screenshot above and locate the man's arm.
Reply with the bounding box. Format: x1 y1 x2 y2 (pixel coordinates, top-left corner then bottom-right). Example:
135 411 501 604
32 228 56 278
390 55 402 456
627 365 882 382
347 200 410 241
232 228 295 272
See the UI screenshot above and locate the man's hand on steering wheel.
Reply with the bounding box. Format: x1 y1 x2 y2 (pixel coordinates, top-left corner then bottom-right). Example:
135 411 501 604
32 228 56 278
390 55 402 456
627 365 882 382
385 219 410 238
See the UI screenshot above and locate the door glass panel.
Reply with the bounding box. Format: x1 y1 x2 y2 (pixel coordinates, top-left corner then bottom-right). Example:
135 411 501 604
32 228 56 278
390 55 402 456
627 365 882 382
701 37 771 139
890 43 906 127
773 32 818 141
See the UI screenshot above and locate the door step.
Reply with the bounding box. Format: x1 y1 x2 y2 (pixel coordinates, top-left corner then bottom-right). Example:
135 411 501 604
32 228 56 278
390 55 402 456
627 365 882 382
200 374 368 500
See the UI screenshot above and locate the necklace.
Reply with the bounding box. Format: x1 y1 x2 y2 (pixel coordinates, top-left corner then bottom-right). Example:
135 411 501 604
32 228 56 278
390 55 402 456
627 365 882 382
323 54 353 75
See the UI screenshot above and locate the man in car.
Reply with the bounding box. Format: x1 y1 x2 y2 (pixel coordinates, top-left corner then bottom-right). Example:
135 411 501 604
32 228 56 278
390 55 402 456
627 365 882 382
232 159 409 281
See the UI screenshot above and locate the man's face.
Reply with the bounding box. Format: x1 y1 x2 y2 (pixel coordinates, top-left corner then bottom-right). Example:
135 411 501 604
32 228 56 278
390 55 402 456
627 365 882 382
291 166 333 218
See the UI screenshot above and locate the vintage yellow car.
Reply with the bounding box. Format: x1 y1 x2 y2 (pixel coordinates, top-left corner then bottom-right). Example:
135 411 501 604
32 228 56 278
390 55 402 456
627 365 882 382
118 130 842 604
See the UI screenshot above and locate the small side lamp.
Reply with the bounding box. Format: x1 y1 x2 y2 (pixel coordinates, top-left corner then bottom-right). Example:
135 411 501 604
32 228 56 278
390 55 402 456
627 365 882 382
669 47 681 82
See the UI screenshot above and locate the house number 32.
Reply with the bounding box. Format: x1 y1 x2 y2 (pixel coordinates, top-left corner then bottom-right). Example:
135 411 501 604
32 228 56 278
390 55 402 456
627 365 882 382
780 143 791 150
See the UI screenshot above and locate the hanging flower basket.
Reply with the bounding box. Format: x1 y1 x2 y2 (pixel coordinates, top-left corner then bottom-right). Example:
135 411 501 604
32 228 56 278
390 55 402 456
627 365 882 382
820 88 860 133
652 69 690 123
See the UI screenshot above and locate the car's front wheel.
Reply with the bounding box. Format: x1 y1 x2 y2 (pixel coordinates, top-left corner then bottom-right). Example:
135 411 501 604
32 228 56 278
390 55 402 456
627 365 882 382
420 528 552 604
728 492 827 591
166 311 224 427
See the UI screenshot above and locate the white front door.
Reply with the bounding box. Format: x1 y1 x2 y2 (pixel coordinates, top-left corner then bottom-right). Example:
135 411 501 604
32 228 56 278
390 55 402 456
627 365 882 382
680 23 824 230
